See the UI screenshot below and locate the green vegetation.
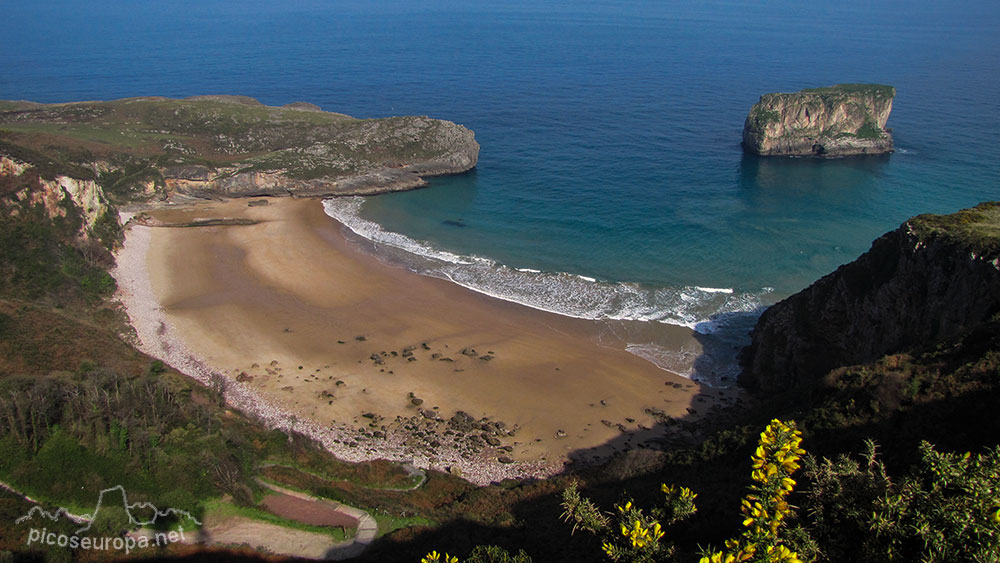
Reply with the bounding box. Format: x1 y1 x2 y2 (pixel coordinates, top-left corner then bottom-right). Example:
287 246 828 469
96 154 165 202
261 458 422 491
0 96 472 199
202 498 354 542
421 545 533 563
0 139 96 181
0 197 114 305
748 108 781 133
800 83 895 99
2 101 997 563
853 119 883 140
374 511 439 538
0 365 264 515
0 153 454 560
559 420 804 563
800 440 1000 562
907 201 1000 255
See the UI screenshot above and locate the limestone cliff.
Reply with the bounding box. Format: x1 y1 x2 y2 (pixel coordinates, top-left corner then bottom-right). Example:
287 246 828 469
0 96 479 201
740 202 1000 391
742 84 895 157
1 155 114 244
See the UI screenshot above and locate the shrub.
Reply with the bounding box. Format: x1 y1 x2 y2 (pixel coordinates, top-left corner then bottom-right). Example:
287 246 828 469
802 440 1000 562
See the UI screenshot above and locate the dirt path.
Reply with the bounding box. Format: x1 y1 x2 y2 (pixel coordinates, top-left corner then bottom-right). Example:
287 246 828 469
254 479 378 560
136 482 377 560
183 516 342 560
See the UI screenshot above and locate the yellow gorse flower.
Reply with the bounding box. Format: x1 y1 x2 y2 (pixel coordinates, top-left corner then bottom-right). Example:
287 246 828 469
601 541 615 556
421 551 457 563
766 544 801 563
713 420 804 563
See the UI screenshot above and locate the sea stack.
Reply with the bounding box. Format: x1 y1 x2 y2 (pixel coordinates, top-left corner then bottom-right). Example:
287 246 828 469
742 84 895 157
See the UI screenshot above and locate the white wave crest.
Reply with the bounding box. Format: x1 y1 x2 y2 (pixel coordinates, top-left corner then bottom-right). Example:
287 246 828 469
323 197 768 332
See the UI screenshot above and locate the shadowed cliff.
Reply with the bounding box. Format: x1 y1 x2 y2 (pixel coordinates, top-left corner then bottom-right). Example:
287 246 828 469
740 201 1000 391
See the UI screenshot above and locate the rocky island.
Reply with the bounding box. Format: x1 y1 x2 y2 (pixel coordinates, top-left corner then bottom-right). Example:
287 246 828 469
742 84 895 157
740 201 1000 391
0 95 479 201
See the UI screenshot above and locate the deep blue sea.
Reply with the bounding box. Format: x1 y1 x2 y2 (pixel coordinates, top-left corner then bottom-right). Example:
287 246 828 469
3 0 998 384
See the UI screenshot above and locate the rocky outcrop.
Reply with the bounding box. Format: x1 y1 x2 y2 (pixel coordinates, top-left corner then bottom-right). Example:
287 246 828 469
742 84 895 157
740 202 1000 391
1 155 114 242
0 97 479 201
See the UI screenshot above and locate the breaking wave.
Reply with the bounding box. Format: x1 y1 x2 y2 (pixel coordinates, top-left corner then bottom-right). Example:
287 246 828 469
323 197 772 385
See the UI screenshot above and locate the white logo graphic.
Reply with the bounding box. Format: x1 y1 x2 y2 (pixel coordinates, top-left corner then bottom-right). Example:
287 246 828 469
18 485 200 554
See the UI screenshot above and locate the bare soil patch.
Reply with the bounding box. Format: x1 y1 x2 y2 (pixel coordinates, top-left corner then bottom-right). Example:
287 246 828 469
260 492 357 528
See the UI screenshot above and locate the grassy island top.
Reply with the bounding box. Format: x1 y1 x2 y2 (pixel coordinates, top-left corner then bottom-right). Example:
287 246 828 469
799 83 896 98
757 83 896 107
0 96 473 182
907 201 1000 256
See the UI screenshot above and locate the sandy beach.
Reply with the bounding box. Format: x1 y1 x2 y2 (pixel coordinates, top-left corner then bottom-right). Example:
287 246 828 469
114 197 739 483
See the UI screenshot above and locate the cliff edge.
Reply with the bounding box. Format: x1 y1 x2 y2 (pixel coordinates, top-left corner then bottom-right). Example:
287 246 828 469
742 84 895 157
0 96 479 201
740 202 1000 391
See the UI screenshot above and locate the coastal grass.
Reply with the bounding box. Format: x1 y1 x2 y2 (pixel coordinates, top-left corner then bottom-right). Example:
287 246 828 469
908 201 1000 255
3 122 999 562
801 83 896 99
0 96 461 191
854 119 884 140
259 457 422 491
371 510 437 538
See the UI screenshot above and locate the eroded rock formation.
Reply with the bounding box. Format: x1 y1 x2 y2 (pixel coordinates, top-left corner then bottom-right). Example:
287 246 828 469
740 202 1000 391
742 84 895 157
0 96 479 201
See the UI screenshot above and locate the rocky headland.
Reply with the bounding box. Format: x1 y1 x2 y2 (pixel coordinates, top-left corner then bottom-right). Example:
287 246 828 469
0 95 478 203
740 202 1000 391
742 84 895 157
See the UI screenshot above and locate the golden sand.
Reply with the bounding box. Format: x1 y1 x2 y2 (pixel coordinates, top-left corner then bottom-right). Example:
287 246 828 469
142 197 732 470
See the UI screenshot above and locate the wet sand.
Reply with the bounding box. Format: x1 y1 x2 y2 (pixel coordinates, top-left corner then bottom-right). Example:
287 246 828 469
127 197 735 480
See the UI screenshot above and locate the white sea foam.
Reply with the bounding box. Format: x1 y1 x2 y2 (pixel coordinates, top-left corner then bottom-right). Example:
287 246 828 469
625 343 699 378
323 197 769 329
694 286 733 294
323 197 770 386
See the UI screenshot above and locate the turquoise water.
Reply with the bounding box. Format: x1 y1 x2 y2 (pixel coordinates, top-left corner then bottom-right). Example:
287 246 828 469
3 0 999 383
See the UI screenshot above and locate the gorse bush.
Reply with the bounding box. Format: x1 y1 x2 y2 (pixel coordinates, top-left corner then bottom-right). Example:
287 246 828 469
421 546 532 563
424 420 805 563
700 419 804 563
557 420 803 563
801 440 1000 562
560 480 698 562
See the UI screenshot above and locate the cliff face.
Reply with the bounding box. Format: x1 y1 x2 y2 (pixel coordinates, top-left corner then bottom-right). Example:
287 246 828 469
742 84 895 157
740 202 1000 391
0 97 479 201
1 155 114 243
